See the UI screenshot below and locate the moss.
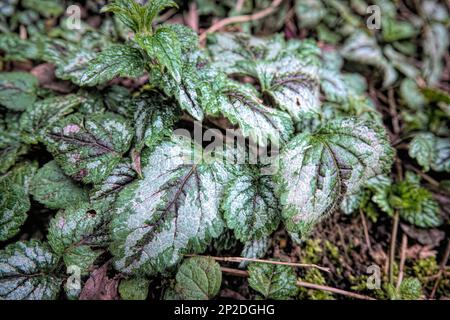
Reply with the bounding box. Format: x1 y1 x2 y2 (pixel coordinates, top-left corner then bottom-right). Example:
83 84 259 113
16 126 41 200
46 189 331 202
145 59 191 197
412 257 449 297
324 240 339 260
302 239 323 264
298 269 334 300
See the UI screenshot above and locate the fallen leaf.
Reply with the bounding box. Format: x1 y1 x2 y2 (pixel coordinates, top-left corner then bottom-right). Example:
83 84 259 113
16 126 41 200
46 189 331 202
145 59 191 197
405 244 437 260
79 262 119 300
31 63 56 86
401 224 445 247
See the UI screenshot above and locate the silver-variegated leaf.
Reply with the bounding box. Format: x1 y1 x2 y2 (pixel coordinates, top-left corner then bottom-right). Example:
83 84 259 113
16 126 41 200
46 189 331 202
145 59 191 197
409 133 450 172
274 118 394 238
0 162 37 241
42 112 133 184
0 240 62 300
222 171 280 242
110 136 234 275
80 44 146 87
212 80 293 146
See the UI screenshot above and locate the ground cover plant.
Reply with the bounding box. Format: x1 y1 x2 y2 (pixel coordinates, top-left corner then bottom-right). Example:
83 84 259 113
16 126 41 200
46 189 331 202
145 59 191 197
0 0 449 300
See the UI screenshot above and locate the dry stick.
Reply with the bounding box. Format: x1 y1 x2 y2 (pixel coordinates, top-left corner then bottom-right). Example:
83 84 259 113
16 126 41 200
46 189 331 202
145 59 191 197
430 239 450 299
235 0 246 13
296 281 376 300
185 2 199 32
405 164 440 188
221 267 248 277
360 209 372 253
219 268 375 300
396 234 408 291
387 88 402 285
186 254 331 273
198 0 283 43
389 212 400 285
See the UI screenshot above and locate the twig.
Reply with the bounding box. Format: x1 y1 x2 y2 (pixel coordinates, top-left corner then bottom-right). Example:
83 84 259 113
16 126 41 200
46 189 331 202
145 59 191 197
221 267 248 277
235 0 246 13
405 165 440 188
396 234 408 291
186 254 331 273
389 212 400 284
360 209 372 253
198 0 283 43
220 267 376 300
430 240 450 299
185 2 199 32
154 8 177 23
388 88 401 136
296 281 376 300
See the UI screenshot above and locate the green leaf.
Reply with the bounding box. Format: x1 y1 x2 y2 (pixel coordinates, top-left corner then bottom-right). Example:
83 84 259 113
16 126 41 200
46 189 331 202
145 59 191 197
42 112 133 184
340 32 397 87
423 23 449 86
119 277 150 300
22 0 64 17
42 39 96 85
173 257 222 300
110 136 233 275
48 203 107 255
47 203 107 275
136 26 182 82
239 237 269 268
275 118 394 238
150 53 213 121
0 183 29 241
102 0 178 34
133 93 181 152
388 277 422 300
90 159 136 207
0 240 62 300
63 246 101 276
382 17 417 42
30 160 89 210
0 162 37 241
20 94 85 143
258 55 321 121
0 72 38 111
164 24 199 53
0 32 42 61
0 126 28 174
207 33 285 75
143 0 178 28
409 133 450 172
295 0 325 28
390 180 442 228
400 79 426 110
211 79 294 146
104 85 135 117
222 171 280 242
80 44 146 87
248 263 299 299
208 34 321 120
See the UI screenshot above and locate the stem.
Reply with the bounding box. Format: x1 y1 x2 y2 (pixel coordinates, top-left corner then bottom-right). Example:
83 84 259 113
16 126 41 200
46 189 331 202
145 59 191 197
396 234 408 290
220 268 376 300
430 240 450 299
199 0 283 43
186 254 330 273
389 212 400 285
360 209 372 253
296 281 376 300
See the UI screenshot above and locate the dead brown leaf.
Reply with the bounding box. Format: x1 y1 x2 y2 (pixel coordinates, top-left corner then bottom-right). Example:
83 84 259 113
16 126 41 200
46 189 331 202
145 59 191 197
79 262 119 300
405 244 437 260
400 224 445 247
31 63 55 86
